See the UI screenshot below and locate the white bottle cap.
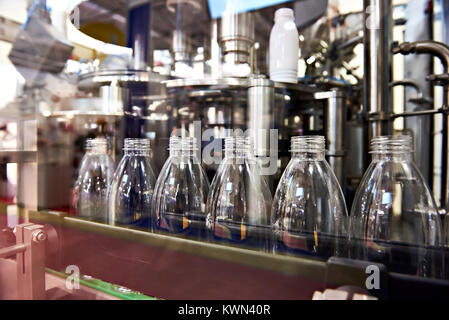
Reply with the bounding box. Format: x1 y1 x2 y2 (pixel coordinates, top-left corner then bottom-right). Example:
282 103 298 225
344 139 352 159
274 8 295 22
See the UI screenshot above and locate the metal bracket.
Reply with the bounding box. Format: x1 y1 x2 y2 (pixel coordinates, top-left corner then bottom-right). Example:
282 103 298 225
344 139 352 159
427 74 449 86
0 223 47 300
367 111 392 122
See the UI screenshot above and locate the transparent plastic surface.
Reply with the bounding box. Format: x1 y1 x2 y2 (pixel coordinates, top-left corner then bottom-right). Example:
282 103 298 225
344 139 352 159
444 213 449 280
445 214 449 246
72 138 114 222
271 136 348 259
206 136 272 251
108 139 156 227
152 137 210 239
350 135 443 278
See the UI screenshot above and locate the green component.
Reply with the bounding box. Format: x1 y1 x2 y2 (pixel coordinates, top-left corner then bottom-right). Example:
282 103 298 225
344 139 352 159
46 268 158 300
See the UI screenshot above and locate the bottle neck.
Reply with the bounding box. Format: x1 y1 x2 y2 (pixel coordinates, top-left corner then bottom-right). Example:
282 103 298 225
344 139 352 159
292 151 325 161
124 139 151 157
275 16 294 24
169 149 196 158
86 138 108 155
125 149 150 156
224 136 253 159
370 135 413 162
169 137 198 158
372 152 412 162
291 136 325 161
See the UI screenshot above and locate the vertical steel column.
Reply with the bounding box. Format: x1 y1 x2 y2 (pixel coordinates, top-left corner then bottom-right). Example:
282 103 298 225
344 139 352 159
127 2 152 69
248 76 276 190
248 77 275 158
363 0 394 140
210 19 221 78
325 89 346 189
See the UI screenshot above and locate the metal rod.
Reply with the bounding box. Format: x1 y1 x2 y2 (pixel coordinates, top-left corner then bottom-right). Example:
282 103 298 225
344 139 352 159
390 108 445 119
325 89 346 189
0 244 27 259
363 0 394 141
389 80 423 99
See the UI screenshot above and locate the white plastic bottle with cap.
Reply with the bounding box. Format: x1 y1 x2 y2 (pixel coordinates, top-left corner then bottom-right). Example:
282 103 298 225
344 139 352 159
269 8 299 84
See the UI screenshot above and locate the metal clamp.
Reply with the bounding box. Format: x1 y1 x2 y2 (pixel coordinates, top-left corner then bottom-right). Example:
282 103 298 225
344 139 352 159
0 223 47 299
367 111 392 122
427 74 449 86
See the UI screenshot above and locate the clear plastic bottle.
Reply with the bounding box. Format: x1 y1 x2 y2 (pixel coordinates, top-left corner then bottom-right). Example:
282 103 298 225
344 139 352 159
445 213 449 246
108 138 156 228
152 137 210 239
350 135 443 278
72 138 113 222
271 136 348 259
206 136 272 251
444 213 449 280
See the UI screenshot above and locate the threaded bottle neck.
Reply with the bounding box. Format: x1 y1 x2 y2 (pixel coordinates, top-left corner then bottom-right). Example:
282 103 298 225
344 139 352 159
274 8 295 23
124 138 151 156
169 136 198 157
86 138 108 155
224 136 253 158
291 136 325 160
370 135 413 160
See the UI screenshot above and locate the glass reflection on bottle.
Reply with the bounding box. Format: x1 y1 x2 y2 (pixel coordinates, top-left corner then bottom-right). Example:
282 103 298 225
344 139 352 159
72 138 113 222
152 137 210 239
444 212 449 280
445 213 449 246
271 136 348 259
108 139 156 228
350 135 442 278
206 136 272 251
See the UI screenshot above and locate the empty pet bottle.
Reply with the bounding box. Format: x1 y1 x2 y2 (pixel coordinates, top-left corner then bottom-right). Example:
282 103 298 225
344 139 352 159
72 138 113 222
206 136 272 251
152 137 210 239
108 138 156 228
350 135 442 278
271 136 348 259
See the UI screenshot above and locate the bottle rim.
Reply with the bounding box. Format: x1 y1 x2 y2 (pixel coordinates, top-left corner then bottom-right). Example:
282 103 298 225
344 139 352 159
124 138 151 152
168 136 199 151
274 8 295 21
224 136 254 155
290 135 325 153
369 135 413 154
86 138 108 153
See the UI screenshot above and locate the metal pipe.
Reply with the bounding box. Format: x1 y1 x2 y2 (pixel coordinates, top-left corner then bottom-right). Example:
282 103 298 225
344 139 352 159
247 76 276 190
364 0 393 135
210 19 221 78
393 40 449 208
363 0 393 141
248 76 274 158
325 89 346 189
389 79 424 99
0 244 27 259
392 41 449 68
390 108 445 119
127 2 152 69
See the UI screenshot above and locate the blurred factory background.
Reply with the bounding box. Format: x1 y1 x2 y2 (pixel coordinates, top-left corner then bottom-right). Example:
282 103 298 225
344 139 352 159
2 0 447 212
